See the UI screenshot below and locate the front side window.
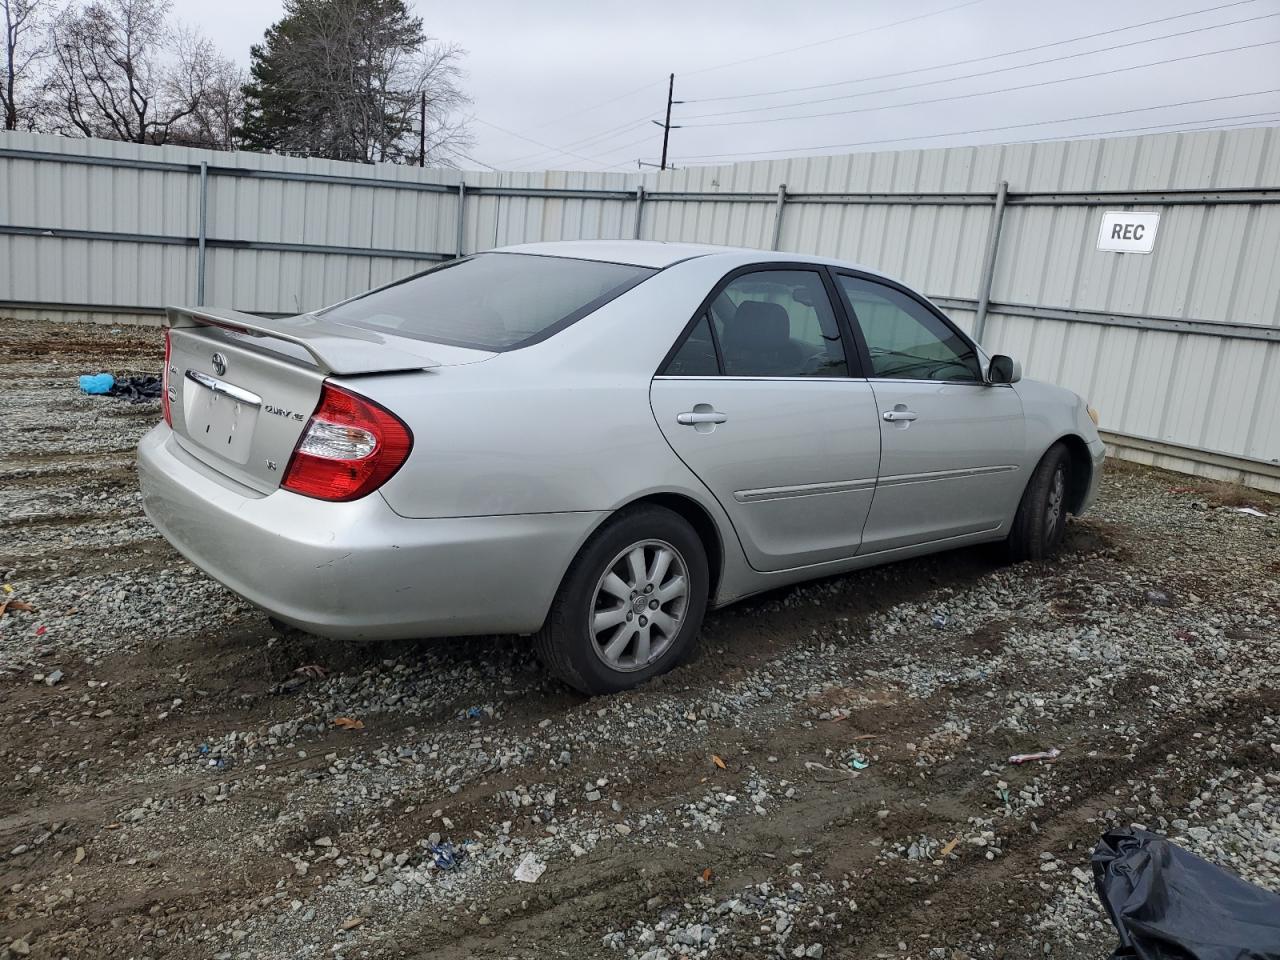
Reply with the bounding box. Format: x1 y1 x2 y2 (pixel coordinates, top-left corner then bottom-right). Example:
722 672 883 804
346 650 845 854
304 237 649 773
320 253 655 351
836 275 981 382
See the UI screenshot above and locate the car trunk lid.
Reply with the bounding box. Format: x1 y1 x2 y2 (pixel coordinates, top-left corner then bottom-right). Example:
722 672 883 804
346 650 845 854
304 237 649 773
164 306 474 494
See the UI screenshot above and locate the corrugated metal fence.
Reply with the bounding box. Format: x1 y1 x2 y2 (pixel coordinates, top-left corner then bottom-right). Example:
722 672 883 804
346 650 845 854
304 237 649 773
2 128 1278 490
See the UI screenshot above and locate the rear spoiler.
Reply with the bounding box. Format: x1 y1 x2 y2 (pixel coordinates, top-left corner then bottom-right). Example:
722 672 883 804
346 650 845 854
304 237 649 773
164 305 440 376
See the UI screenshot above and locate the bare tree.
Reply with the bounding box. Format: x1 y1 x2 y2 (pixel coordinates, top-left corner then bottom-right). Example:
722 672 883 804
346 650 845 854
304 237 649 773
45 0 223 145
166 30 243 149
401 39 472 167
2 0 50 129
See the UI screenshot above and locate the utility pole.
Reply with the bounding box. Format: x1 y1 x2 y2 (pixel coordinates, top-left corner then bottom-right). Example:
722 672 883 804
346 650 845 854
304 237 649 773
419 91 427 167
650 73 682 171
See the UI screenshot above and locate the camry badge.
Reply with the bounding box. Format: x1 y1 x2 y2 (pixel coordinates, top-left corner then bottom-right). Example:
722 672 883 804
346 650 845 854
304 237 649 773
211 352 227 376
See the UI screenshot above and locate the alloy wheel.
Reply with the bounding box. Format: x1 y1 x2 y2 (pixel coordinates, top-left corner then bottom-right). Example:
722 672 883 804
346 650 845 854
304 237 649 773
589 539 688 672
1046 465 1066 539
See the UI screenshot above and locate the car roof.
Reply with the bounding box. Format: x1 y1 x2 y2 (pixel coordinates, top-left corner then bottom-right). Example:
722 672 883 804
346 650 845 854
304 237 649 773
491 239 876 273
492 240 740 268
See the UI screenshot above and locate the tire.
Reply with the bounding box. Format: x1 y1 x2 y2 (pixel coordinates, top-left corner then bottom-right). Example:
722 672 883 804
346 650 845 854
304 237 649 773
1007 442 1071 562
535 505 709 695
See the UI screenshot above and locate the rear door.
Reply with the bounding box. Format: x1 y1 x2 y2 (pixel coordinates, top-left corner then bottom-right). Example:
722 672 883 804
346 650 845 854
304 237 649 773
831 272 1024 554
649 266 882 572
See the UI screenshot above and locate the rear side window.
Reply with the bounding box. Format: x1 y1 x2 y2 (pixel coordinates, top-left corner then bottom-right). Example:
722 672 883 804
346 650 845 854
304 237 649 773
320 253 655 351
660 268 848 377
664 315 718 375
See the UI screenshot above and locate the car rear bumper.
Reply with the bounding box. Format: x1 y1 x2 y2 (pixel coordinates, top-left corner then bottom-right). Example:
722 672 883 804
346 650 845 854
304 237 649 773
137 425 603 639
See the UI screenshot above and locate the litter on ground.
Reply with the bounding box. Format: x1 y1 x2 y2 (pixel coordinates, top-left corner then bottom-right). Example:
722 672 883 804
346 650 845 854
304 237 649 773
1008 748 1062 765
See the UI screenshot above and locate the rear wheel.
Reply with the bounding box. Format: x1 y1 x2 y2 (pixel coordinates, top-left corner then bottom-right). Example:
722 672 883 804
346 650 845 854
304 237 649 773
1007 442 1071 561
535 505 709 694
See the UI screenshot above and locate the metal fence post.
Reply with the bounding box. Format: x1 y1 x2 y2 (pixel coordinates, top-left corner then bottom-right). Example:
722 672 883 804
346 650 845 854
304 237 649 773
456 181 466 257
973 179 1008 344
770 183 787 250
633 185 645 239
196 161 208 306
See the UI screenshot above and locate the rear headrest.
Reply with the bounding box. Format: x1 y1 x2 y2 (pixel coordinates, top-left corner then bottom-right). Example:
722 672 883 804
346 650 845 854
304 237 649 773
725 300 790 352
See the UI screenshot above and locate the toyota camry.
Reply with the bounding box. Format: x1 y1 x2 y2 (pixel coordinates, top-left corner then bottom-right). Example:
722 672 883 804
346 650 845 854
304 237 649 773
138 240 1105 693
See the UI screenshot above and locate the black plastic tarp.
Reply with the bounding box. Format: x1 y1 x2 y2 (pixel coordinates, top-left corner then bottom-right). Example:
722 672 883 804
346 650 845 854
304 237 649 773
1092 827 1280 960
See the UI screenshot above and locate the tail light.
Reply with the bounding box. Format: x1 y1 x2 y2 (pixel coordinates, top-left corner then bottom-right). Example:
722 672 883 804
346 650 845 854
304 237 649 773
281 383 413 502
162 328 173 427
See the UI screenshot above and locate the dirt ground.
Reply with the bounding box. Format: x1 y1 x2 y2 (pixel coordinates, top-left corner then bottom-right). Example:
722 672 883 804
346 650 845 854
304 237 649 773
2 319 1278 960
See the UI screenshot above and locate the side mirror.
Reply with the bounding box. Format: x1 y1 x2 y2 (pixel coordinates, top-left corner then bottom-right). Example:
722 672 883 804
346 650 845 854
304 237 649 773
988 354 1022 384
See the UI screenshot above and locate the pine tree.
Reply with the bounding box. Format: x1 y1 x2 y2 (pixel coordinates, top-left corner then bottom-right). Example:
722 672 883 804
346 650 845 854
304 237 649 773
238 0 470 164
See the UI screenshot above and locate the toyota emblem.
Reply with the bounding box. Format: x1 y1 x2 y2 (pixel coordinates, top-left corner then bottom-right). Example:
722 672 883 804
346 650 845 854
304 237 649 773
211 352 227 376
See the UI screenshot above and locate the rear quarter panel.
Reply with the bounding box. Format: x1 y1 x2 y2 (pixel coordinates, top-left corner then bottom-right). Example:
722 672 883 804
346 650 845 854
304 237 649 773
362 257 749 521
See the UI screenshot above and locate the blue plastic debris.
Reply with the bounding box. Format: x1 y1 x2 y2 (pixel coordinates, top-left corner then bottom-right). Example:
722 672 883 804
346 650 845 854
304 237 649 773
430 841 464 870
79 373 115 395
465 706 482 719
197 743 210 755
931 612 948 629
850 759 870 770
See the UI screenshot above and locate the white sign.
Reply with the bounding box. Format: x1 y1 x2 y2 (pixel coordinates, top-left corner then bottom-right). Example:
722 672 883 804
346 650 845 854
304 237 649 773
1097 211 1160 254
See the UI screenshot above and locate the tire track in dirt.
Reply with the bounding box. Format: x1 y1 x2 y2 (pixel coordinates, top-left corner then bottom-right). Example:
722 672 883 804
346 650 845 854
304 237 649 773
2 319 1278 960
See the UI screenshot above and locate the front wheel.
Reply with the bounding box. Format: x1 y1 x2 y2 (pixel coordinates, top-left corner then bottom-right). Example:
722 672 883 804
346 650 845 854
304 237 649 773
535 505 709 695
1007 442 1071 562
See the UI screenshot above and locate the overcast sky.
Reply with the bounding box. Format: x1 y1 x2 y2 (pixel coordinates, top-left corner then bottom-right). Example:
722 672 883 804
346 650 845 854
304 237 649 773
181 0 1280 172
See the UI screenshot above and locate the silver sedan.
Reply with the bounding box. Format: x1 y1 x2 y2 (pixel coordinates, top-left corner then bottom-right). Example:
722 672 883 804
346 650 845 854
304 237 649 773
138 240 1105 693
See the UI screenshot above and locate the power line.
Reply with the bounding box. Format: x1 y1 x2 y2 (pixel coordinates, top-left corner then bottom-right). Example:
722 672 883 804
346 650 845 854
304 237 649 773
473 117 661 170
497 112 662 168
675 89 1280 161
680 0 991 78
683 0 1264 105
532 114 657 152
454 150 498 172
516 79 667 134
680 12 1280 123
678 37 1280 129
479 0 990 163
599 109 1280 170
471 117 630 167
502 126 663 172
496 19 1279 169
1000 110 1280 146
578 130 663 164
578 132 676 172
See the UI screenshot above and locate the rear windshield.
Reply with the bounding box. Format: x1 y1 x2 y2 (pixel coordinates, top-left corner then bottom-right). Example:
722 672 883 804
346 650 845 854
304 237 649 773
319 252 655 351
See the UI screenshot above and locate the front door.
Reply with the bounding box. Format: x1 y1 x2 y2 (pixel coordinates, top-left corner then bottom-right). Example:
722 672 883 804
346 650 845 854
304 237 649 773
832 273 1025 554
650 267 882 572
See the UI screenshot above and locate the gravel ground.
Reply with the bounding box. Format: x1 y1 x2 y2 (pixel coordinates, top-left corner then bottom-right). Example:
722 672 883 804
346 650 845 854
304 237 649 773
1 318 1278 960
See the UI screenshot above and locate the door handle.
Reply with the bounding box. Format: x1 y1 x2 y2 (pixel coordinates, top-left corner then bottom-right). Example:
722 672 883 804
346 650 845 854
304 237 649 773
882 409 918 422
677 410 728 425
